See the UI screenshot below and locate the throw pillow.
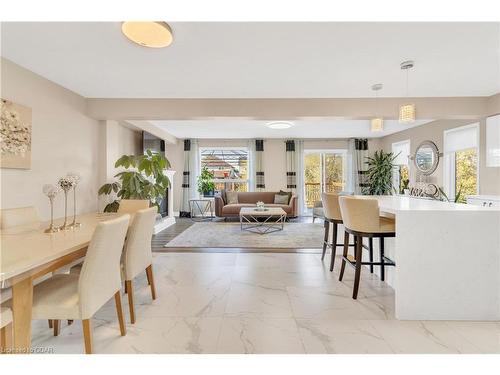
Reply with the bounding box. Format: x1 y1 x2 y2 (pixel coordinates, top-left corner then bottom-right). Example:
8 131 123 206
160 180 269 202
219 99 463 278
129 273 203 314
278 190 293 204
220 189 227 204
226 191 239 205
274 194 289 205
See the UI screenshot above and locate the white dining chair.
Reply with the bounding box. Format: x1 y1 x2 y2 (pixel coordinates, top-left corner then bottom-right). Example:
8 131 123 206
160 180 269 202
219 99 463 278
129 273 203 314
123 207 158 324
0 206 40 229
31 215 130 354
0 306 13 353
117 199 150 215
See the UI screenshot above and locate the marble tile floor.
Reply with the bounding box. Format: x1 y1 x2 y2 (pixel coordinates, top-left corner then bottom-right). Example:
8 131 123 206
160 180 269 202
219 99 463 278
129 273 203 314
30 253 500 354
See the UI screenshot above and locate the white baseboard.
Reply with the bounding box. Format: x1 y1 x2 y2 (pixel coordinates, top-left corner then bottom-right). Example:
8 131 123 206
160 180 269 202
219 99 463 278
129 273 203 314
154 216 176 234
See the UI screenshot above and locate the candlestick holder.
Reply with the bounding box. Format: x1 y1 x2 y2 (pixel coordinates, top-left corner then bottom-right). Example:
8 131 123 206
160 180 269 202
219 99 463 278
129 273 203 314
58 176 75 230
67 172 82 229
43 184 60 233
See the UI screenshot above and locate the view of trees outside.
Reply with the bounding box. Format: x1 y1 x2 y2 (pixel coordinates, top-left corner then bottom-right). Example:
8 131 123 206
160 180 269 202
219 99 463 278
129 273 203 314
455 148 477 203
304 152 344 208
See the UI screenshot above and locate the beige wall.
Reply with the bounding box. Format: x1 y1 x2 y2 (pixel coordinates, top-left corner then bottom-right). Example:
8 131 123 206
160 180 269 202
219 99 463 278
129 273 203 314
379 119 500 195
1 59 143 219
1 58 101 220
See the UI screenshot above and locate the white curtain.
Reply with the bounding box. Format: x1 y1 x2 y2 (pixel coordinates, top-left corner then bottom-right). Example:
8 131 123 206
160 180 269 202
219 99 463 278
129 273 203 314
248 139 256 191
189 139 199 200
294 139 306 215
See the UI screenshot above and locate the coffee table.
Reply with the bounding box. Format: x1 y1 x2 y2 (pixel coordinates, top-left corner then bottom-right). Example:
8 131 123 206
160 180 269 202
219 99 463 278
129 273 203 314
239 207 287 234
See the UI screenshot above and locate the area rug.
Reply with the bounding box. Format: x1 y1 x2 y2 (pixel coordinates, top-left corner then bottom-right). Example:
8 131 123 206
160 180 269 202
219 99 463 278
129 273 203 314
164 222 324 248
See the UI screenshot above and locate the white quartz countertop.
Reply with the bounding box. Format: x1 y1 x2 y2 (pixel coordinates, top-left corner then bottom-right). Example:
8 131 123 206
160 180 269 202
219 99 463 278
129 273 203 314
369 195 500 215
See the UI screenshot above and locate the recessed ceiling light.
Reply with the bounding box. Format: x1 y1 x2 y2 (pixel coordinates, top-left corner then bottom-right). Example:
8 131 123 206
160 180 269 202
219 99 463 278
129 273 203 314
266 121 293 130
122 22 173 48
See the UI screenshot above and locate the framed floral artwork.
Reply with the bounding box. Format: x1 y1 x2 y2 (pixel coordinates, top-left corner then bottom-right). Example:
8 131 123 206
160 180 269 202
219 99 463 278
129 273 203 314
1 98 32 169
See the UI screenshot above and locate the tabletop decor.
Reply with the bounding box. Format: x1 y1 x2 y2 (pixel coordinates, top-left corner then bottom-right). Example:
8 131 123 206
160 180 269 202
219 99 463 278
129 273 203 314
98 150 171 212
0 99 32 169
58 176 76 230
42 184 60 233
255 201 267 211
67 172 82 228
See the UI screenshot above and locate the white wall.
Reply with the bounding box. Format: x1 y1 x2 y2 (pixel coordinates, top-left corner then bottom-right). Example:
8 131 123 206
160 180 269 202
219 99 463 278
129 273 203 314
166 138 379 212
1 58 101 220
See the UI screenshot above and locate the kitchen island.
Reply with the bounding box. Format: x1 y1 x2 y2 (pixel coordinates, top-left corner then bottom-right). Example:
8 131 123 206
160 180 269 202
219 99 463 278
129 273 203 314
370 196 500 320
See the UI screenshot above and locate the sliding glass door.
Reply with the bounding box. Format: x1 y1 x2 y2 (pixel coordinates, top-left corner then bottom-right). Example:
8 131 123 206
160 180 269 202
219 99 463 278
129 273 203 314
304 150 346 211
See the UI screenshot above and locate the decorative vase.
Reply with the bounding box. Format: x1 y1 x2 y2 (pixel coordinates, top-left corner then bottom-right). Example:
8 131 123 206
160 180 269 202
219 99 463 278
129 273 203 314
43 184 60 233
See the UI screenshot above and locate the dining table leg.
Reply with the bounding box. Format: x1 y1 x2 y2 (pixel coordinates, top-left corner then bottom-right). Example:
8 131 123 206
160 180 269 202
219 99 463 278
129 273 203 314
12 277 33 353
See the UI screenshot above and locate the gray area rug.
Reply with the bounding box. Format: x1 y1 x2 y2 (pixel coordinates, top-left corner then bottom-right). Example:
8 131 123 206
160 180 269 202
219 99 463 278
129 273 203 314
164 222 324 248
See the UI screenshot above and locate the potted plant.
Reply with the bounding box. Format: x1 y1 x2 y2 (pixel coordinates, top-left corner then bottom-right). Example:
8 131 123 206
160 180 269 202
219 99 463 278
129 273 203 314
98 150 171 212
364 150 398 195
197 166 216 197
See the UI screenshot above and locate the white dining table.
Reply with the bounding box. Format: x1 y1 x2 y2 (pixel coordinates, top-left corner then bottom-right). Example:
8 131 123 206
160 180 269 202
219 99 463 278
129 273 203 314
0 212 125 353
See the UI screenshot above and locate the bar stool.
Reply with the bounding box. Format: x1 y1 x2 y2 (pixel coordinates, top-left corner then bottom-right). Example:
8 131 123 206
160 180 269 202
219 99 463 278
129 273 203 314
338 196 396 299
0 306 12 353
321 193 357 272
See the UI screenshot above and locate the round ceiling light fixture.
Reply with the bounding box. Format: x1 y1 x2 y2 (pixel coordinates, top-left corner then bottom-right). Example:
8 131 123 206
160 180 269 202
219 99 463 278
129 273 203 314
121 22 173 48
266 121 293 130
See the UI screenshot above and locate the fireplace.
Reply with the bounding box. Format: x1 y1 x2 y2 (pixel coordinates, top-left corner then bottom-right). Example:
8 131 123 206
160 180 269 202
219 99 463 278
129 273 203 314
154 170 176 234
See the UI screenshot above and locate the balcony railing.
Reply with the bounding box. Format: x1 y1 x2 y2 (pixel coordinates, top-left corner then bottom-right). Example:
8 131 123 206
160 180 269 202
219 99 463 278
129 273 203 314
305 182 344 208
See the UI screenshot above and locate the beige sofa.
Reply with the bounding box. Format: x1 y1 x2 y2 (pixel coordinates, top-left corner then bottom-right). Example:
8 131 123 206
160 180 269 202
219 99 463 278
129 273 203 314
215 191 298 218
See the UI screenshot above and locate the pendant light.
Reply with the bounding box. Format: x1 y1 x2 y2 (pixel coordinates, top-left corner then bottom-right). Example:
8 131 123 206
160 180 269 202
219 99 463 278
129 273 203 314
371 83 384 132
399 60 416 123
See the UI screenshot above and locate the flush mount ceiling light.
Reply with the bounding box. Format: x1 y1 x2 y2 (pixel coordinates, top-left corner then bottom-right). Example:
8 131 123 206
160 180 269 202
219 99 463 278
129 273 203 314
121 22 173 48
266 121 293 130
399 60 416 123
371 83 384 132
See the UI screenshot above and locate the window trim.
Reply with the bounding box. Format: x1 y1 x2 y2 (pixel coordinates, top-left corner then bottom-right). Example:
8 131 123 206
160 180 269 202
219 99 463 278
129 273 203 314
443 123 480 199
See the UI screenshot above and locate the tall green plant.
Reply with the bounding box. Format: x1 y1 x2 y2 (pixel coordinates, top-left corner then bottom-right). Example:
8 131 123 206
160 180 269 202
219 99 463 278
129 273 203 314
364 150 398 195
98 150 171 212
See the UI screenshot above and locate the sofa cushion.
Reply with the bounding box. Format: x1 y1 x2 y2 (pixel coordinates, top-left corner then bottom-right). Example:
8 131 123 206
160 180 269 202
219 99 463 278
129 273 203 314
222 204 255 215
278 190 292 204
226 191 239 204
264 204 292 214
274 194 289 205
237 192 276 204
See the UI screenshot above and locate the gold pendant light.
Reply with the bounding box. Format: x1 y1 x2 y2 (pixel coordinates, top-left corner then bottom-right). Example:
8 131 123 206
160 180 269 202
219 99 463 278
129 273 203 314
371 83 384 132
399 60 416 123
122 22 173 48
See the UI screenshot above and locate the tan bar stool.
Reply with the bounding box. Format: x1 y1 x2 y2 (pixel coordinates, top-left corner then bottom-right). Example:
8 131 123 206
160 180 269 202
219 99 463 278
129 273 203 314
321 193 358 272
338 196 396 299
0 306 13 354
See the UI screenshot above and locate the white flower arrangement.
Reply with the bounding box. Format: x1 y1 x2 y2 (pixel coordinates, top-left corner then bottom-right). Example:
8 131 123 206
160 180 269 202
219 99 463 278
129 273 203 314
256 201 265 208
66 171 81 186
0 101 31 156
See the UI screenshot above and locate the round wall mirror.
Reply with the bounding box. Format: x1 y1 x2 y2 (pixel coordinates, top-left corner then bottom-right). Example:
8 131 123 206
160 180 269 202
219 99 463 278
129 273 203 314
414 141 440 175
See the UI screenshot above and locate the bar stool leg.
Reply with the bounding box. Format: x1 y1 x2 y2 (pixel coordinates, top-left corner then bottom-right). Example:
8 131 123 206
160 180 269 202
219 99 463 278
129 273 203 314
353 235 363 299
368 238 374 273
338 231 350 280
321 219 330 261
379 237 385 281
329 222 338 271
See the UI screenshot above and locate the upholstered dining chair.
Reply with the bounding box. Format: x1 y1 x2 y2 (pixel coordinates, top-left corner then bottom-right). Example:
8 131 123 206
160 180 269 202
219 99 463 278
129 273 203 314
0 206 40 229
118 199 150 215
338 196 396 299
123 207 158 324
0 306 13 353
31 215 130 354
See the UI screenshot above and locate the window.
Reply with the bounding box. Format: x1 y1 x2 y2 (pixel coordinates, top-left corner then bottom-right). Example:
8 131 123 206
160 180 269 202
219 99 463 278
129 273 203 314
392 140 410 194
199 147 249 192
304 150 346 209
444 124 479 203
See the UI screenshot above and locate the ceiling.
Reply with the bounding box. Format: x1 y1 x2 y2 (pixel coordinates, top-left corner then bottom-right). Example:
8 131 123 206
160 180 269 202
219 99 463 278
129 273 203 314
1 22 499 98
149 119 434 139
